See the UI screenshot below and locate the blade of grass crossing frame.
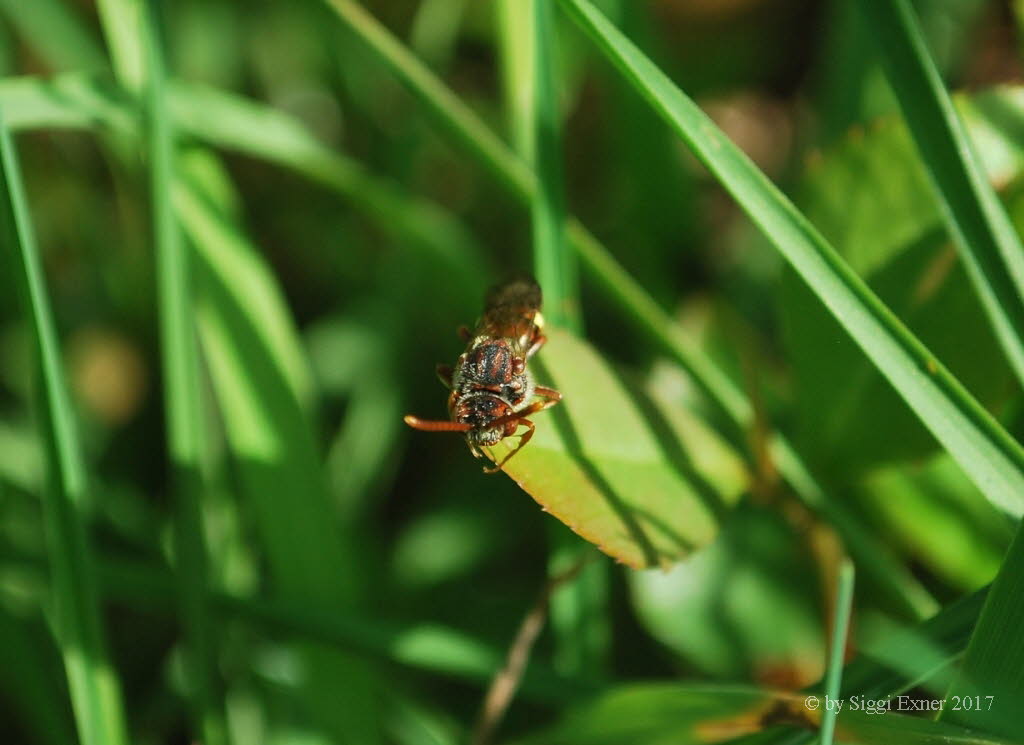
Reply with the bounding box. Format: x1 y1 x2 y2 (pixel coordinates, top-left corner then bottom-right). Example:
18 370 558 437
0 112 129 745
94 0 145 91
526 0 607 676
143 4 226 744
496 0 534 159
821 561 855 745
555 0 1024 515
860 0 1024 389
317 0 938 618
531 0 580 330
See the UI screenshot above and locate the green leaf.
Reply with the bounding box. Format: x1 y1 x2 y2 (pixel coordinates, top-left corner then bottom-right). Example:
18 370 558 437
0 112 129 745
555 0 1024 516
483 329 746 568
860 0 1024 388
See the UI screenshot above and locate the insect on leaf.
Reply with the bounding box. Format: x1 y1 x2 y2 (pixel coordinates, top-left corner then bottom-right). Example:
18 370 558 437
485 329 746 569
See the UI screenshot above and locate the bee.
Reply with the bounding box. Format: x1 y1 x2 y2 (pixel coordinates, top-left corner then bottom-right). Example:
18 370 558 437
404 277 562 473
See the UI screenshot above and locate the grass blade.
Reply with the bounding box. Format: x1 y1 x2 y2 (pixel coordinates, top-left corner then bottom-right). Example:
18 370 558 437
524 0 604 677
555 0 1024 515
94 0 146 92
941 522 1024 738
531 0 579 330
143 5 226 745
821 561 855 745
178 153 381 741
860 0 1024 388
496 0 534 158
0 111 129 745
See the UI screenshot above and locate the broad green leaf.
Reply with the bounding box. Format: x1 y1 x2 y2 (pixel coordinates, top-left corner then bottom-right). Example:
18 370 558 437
484 329 747 568
0 113 129 745
555 0 1024 515
628 504 824 681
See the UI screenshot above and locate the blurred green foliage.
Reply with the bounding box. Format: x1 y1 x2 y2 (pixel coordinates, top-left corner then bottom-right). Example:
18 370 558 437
1 1 1023 744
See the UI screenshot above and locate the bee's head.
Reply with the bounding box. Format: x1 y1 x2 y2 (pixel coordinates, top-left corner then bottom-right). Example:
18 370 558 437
455 394 516 446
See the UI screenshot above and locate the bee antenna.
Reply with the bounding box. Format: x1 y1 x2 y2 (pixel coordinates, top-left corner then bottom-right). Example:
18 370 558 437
404 415 473 433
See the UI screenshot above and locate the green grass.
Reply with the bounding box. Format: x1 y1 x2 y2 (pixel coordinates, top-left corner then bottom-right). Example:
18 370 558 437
555 0 1024 516
860 0 1024 388
143 4 225 744
0 111 128 745
820 561 855 745
1 1 1023 744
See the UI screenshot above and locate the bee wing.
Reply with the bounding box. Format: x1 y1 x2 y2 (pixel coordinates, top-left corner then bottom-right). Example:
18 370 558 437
477 277 542 351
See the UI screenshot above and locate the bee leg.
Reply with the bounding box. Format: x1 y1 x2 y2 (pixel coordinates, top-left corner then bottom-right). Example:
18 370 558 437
483 419 535 473
457 325 472 343
436 364 454 388
533 386 562 410
525 334 547 360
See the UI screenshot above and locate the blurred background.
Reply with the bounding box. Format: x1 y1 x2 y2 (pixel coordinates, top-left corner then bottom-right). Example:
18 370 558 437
1 0 1022 743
